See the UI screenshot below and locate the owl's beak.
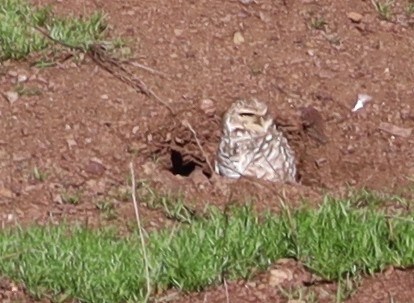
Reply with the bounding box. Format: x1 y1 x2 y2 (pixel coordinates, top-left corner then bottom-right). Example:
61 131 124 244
260 117 273 130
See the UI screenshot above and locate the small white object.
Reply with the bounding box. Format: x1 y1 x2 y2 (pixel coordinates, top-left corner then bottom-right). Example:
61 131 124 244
352 94 372 112
17 74 28 83
4 91 19 104
132 126 140 134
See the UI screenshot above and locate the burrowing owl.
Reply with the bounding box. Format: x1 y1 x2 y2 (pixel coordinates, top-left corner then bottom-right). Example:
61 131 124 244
215 99 296 183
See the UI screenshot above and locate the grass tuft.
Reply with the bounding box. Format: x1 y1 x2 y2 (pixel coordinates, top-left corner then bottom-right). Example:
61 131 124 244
0 0 108 60
371 0 394 20
309 17 327 30
407 0 414 16
1 200 414 302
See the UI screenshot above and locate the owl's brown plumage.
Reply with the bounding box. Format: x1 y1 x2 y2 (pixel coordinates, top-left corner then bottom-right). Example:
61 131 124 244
215 99 296 183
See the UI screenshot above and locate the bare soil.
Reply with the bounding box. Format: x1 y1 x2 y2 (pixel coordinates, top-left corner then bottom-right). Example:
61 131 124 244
2 0 414 301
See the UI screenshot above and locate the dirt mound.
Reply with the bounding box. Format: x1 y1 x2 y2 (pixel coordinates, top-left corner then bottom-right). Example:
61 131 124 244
143 105 221 177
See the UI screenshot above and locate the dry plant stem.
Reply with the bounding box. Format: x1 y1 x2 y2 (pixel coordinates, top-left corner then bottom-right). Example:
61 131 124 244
183 120 215 174
129 162 151 302
224 278 230 303
129 61 169 78
33 26 175 115
370 0 379 10
88 45 175 115
385 215 414 223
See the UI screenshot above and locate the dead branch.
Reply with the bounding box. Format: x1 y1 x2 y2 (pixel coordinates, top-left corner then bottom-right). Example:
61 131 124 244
33 26 175 115
182 120 215 174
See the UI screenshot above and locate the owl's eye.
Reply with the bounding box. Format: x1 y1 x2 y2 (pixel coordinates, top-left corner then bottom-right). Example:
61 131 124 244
240 113 256 117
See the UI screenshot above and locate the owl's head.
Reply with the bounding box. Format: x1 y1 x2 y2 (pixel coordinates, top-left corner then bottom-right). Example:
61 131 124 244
222 99 274 135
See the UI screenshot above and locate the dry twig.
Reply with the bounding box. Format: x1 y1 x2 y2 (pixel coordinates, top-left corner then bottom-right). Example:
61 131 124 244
130 162 151 302
129 61 169 78
182 120 215 174
33 26 174 114
223 278 230 303
33 26 219 173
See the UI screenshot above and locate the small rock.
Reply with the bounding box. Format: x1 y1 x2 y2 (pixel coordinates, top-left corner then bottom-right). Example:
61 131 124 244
6 213 15 222
0 188 14 199
259 11 271 23
21 128 29 136
347 12 363 23
400 109 414 121
132 126 140 134
100 94 109 100
66 138 77 149
355 23 367 33
190 167 210 190
378 122 412 138
220 14 232 23
315 158 327 167
4 91 19 104
301 106 329 144
384 266 394 277
7 70 18 77
316 287 332 300
11 284 18 292
174 29 183 36
162 132 171 142
85 158 106 175
53 194 63 204
240 0 255 3
257 283 266 290
17 74 28 83
200 98 216 116
233 31 245 45
175 136 184 144
268 269 293 287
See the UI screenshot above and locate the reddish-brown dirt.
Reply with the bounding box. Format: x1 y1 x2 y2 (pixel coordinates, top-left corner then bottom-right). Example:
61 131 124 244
1 0 414 301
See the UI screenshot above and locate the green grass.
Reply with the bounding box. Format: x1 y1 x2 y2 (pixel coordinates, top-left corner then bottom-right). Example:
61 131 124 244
309 17 327 30
0 0 108 60
371 0 394 20
407 1 414 16
61 191 81 205
31 166 47 182
1 197 414 302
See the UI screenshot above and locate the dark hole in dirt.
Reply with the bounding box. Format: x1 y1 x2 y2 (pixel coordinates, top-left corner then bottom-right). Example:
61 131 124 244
170 150 197 177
